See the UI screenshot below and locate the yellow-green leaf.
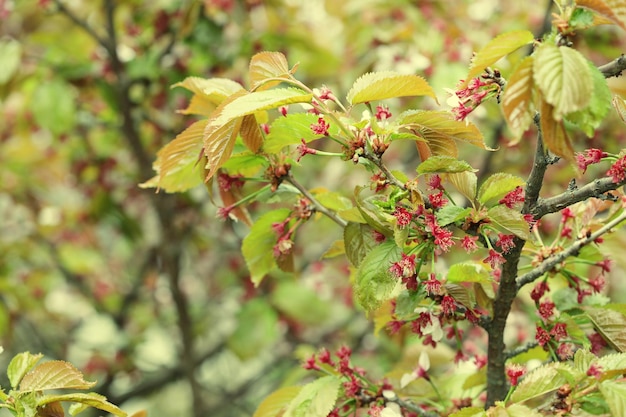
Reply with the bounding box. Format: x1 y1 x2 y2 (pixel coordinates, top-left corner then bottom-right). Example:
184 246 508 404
488 205 531 240
502 56 535 141
510 363 571 403
587 306 626 352
448 406 486 417
254 386 302 417
39 393 126 417
446 171 478 203
477 173 525 207
139 120 207 192
540 100 574 163
172 77 245 116
249 51 291 91
347 71 437 105
612 95 626 124
447 262 492 284
599 380 626 417
354 241 402 312
283 376 341 417
417 155 475 174
462 30 535 88
8 352 43 389
0 38 21 84
240 114 263 153
533 44 593 121
20 361 96 392
577 0 626 30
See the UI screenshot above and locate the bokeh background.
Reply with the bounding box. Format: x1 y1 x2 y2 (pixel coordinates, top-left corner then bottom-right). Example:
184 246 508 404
4 1 626 416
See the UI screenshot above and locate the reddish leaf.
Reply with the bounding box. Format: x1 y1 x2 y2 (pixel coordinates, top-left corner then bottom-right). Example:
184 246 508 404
502 56 535 141
577 0 626 30
539 100 574 164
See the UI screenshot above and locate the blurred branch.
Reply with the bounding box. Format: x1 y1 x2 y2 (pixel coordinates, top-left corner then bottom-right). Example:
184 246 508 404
53 0 112 54
598 54 626 78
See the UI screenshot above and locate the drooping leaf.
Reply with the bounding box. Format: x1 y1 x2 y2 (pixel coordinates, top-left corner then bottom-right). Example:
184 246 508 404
587 306 626 352
249 51 292 90
510 363 571 403
462 30 535 88
416 155 475 175
344 222 379 267
172 77 245 116
283 376 341 417
139 120 207 192
540 100 575 163
477 173 525 207
253 386 302 417
576 0 626 30
228 299 279 360
445 171 478 203
204 116 243 182
347 71 437 105
354 241 402 312
566 60 612 137
240 114 264 153
488 205 531 240
211 88 313 126
8 352 43 389
501 56 535 140
36 401 64 417
533 43 593 121
20 361 96 392
399 110 489 153
599 380 626 417
447 262 492 284
242 208 291 286
0 37 21 84
38 392 126 417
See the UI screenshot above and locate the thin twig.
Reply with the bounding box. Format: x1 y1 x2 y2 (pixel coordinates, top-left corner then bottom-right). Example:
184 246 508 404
516 211 626 290
504 342 539 360
286 172 348 227
53 0 112 54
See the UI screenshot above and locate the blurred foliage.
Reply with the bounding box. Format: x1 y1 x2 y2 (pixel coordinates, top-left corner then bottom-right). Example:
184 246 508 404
4 1 626 417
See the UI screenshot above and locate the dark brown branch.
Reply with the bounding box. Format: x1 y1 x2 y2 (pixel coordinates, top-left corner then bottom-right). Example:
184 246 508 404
598 54 626 78
532 177 626 219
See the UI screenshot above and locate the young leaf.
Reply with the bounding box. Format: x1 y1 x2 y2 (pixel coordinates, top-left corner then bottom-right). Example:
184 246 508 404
249 51 291 91
488 403 543 417
344 222 378 267
540 100 574 163
204 116 244 182
253 386 302 417
20 361 96 392
612 95 626 124
38 392 126 417
8 352 43 389
447 262 492 284
399 110 489 152
445 171 478 203
354 241 402 312
510 363 570 403
211 88 313 126
139 119 207 192
533 43 593 121
346 71 437 105
242 208 291 286
477 173 525 207
599 380 626 417
36 401 64 417
264 113 323 153
240 114 264 153
586 306 626 352
462 30 534 88
501 56 535 140
416 155 475 174
448 407 486 417
577 0 626 30
436 205 472 226
172 77 245 116
228 299 279 360
283 376 341 417
488 205 531 240
598 352 626 372
566 60 612 137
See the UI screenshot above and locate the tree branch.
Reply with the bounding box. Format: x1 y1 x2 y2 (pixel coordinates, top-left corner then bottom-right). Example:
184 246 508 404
286 172 348 227
598 54 626 78
53 0 112 54
516 211 626 290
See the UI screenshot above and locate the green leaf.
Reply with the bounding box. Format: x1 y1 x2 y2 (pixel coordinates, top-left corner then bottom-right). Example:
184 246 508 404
221 152 268 176
20 361 96 391
502 56 535 140
264 113 324 153
211 88 313 126
570 7 596 30
7 352 43 389
242 208 291 286
283 376 341 417
599 380 626 417
511 363 571 403
436 205 472 226
533 43 593 121
566 60 612 137
254 386 302 417
270 282 330 325
487 205 531 240
249 51 292 90
574 349 597 373
598 352 626 372
228 299 279 360
399 110 489 153
445 171 477 203
576 0 626 30
488 403 543 417
172 76 245 116
394 289 426 317
354 241 402 312
586 306 626 352
344 222 379 267
463 30 535 87
0 38 21 84
139 120 207 192
448 407 486 417
477 173 525 207
354 187 394 236
32 79 77 135
313 190 353 212
447 262 492 284
346 71 437 105
38 393 126 417
417 155 475 174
